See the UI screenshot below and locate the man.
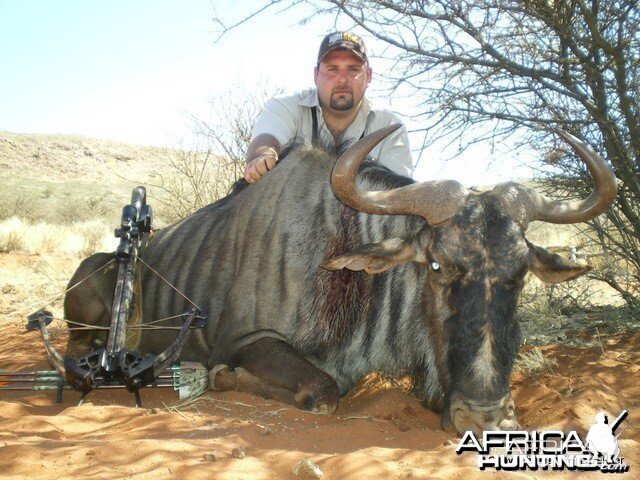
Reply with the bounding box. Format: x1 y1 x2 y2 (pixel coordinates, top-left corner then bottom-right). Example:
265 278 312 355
244 31 413 183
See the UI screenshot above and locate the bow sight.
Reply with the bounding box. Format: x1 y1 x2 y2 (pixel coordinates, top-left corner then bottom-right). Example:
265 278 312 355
26 187 206 406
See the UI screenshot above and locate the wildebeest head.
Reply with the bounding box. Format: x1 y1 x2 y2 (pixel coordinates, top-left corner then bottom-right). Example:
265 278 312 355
323 125 617 435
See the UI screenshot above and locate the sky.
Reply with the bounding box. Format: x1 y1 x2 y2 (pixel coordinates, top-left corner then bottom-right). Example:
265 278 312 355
0 0 536 184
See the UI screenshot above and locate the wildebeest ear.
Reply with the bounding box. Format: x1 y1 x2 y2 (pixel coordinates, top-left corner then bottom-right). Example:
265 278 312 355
321 238 426 275
528 242 591 284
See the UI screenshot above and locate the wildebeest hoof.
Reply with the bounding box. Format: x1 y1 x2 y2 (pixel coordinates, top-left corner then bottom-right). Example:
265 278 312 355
313 402 337 415
208 364 237 391
294 388 338 414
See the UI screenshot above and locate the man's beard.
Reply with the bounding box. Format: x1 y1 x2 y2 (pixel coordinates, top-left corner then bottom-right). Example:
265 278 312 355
329 93 354 110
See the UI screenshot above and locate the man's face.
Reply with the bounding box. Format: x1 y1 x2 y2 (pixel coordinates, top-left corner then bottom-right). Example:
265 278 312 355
314 49 372 113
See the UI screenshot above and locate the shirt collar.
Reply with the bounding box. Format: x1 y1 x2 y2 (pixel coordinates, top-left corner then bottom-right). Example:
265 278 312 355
298 88 319 107
360 96 372 117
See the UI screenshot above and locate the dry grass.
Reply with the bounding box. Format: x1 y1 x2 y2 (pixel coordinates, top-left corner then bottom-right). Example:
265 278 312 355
0 227 24 252
0 217 116 257
513 347 558 378
0 251 76 322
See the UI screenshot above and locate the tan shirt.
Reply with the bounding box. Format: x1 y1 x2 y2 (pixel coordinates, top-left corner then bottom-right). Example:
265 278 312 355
251 88 414 177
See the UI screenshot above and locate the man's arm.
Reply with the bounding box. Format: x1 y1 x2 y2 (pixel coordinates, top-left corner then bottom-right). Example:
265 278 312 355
244 134 282 183
244 95 299 183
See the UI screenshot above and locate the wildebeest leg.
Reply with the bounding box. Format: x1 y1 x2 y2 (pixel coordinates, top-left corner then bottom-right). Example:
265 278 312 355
213 337 339 414
210 365 298 406
64 253 117 356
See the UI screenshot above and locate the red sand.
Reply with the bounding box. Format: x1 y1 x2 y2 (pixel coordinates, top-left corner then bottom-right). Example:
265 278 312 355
1 313 638 479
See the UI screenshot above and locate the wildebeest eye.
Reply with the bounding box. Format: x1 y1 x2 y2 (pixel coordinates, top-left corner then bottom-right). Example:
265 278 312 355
431 261 441 272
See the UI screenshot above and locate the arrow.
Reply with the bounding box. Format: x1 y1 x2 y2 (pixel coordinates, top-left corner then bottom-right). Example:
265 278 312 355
0 362 209 399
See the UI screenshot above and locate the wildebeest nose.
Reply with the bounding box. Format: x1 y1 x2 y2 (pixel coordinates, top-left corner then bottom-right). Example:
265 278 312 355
447 394 520 436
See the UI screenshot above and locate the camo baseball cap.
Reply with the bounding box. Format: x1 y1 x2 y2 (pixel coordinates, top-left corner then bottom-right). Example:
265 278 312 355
317 31 368 65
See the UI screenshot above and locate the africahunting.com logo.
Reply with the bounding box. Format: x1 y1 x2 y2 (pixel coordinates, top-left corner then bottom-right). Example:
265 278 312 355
456 410 629 473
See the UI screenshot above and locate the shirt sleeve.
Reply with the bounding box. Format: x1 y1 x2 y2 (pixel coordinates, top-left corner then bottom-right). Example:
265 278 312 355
251 97 299 147
376 120 414 178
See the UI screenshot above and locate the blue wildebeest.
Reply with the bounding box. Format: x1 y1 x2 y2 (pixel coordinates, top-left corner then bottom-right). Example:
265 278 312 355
65 126 616 435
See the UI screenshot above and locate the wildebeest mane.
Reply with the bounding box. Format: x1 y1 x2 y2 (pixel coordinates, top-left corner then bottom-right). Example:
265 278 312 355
189 137 414 223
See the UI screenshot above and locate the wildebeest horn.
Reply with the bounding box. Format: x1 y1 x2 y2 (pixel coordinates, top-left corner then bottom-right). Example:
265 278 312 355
331 124 468 225
497 130 618 225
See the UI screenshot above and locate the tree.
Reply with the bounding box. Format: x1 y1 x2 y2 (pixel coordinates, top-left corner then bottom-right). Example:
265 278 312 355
151 84 282 224
216 0 639 308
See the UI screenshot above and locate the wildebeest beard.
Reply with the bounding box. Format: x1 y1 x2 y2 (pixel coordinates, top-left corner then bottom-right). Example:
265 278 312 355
305 203 372 351
288 140 415 353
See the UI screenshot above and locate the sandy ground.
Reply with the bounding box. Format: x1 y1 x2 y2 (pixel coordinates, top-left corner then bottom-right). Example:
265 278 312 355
1 251 639 479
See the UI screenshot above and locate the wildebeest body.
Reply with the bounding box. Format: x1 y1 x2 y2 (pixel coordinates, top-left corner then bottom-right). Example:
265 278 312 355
137 147 433 398
66 126 616 435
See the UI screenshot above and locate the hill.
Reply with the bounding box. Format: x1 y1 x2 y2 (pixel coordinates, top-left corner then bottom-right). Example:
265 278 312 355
0 131 241 228
0 132 177 226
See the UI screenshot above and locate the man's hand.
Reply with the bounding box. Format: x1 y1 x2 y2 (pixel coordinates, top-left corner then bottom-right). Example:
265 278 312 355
244 146 278 183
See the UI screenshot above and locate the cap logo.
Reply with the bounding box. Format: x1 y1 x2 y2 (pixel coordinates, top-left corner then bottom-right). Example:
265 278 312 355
328 32 361 46
341 32 360 45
